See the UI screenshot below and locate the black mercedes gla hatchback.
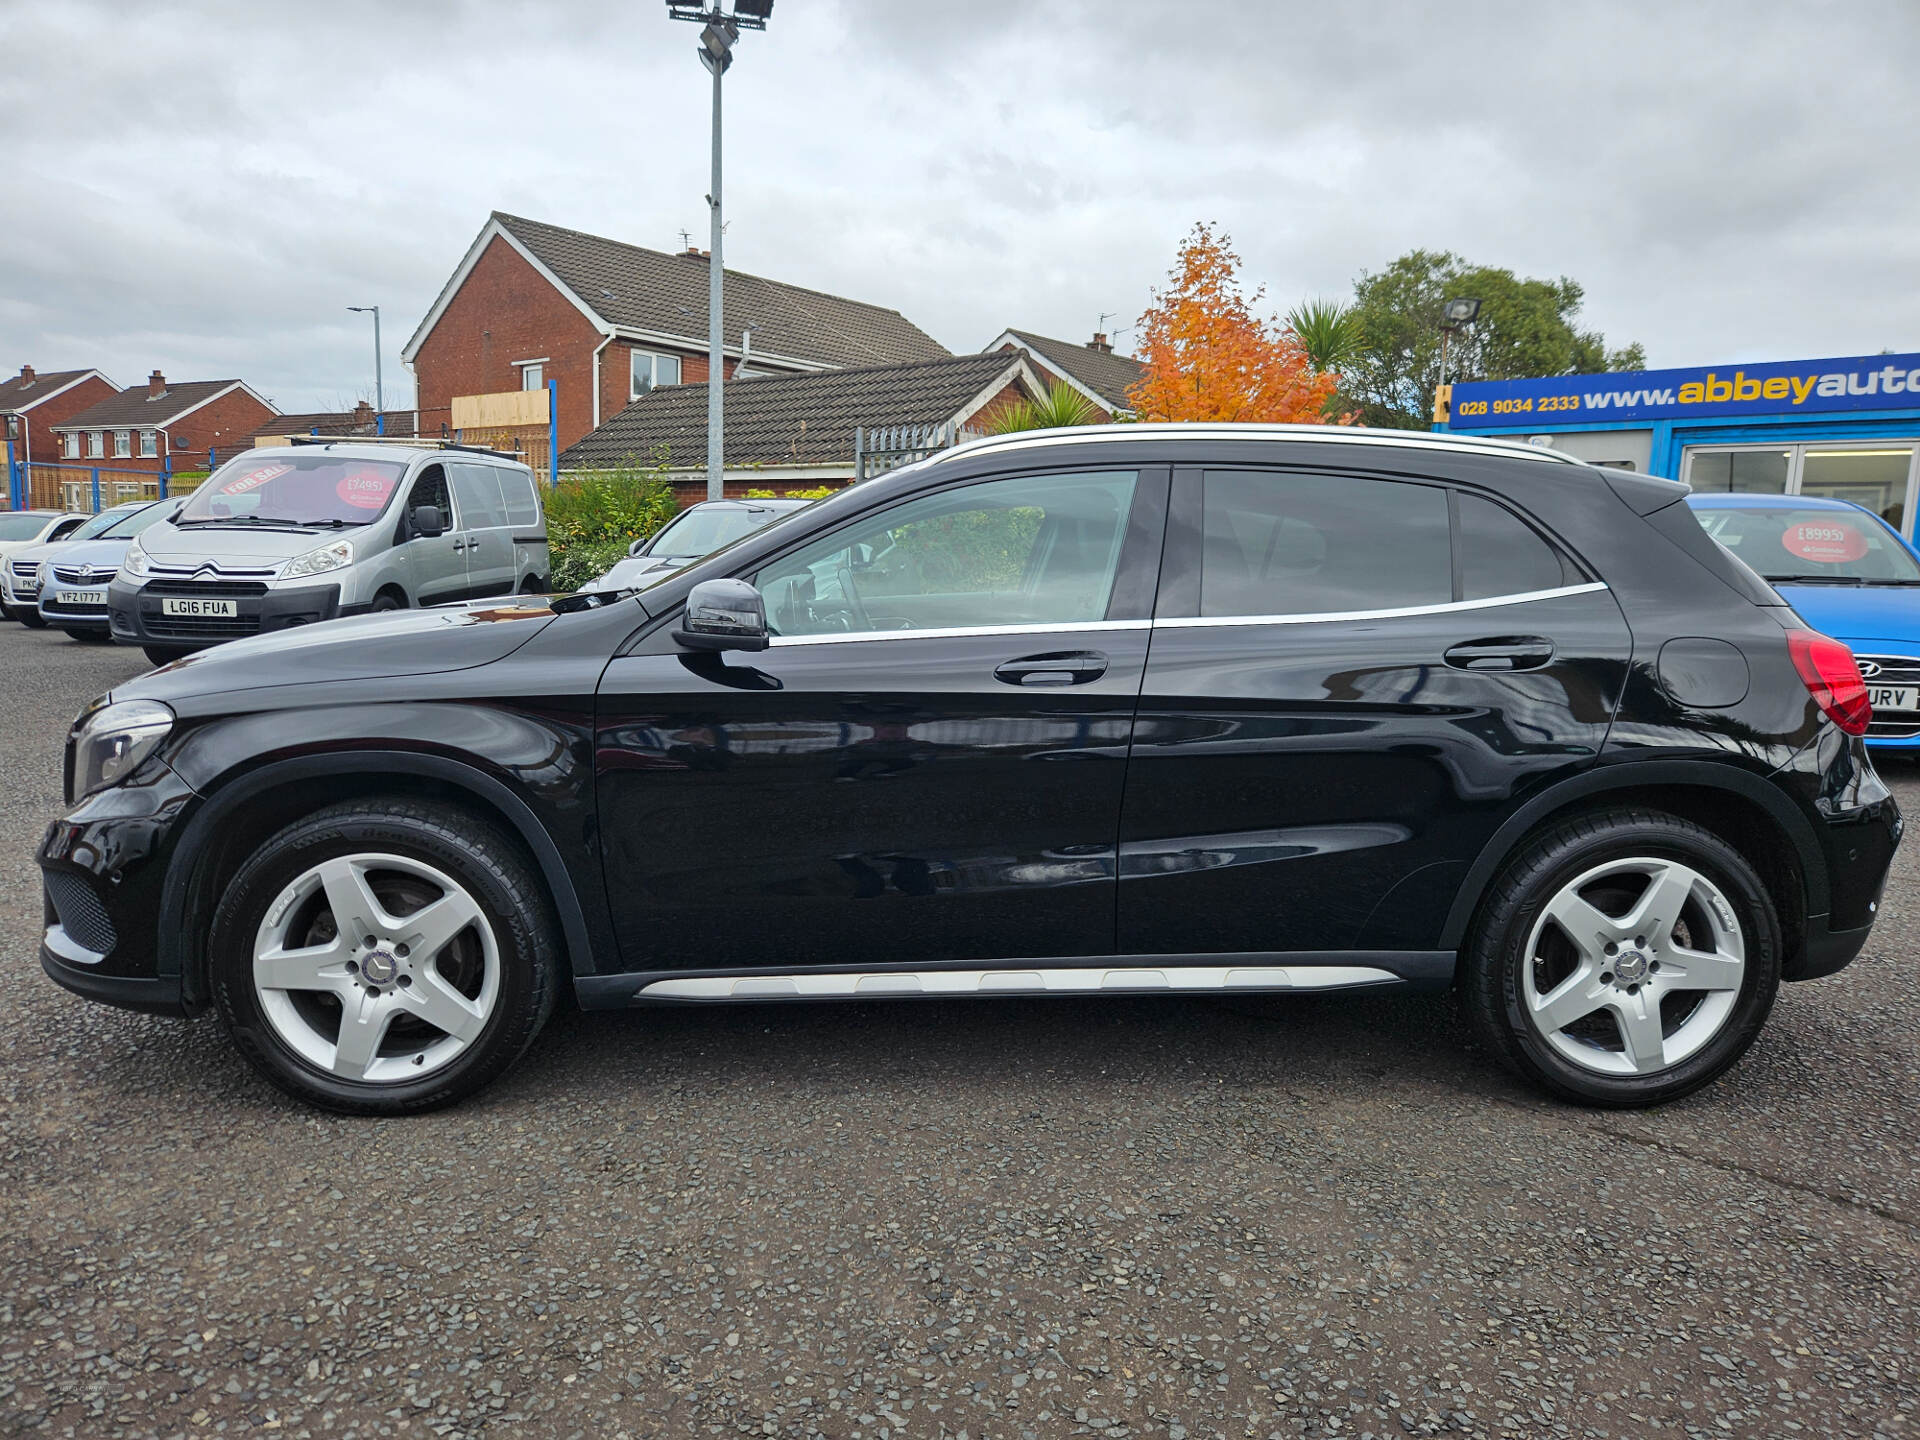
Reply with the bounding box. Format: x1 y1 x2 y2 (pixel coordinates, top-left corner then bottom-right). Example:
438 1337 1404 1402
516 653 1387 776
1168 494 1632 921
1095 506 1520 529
38 427 1900 1113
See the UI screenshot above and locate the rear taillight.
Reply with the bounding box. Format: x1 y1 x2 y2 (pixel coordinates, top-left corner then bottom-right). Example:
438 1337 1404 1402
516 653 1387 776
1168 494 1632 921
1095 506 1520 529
1788 630 1871 735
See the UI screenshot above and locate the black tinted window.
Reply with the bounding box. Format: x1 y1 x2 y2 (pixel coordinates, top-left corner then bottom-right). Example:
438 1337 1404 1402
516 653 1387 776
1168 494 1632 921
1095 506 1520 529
1456 494 1577 600
1200 471 1450 617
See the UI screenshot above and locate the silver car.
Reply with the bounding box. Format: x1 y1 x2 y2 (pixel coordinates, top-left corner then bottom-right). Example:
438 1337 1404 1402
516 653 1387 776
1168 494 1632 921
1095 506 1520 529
585 497 814 591
109 442 549 662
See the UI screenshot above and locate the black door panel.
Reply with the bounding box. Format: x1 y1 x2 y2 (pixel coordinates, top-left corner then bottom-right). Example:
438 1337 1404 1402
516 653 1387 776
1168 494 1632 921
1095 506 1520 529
597 626 1148 970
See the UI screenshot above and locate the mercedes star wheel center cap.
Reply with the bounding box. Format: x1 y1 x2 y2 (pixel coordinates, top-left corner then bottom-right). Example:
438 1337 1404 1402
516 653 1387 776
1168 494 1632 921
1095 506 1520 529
1613 950 1649 984
362 950 399 986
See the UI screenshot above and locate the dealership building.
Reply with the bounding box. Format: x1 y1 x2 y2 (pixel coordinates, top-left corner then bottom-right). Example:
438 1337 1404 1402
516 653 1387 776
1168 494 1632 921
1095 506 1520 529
1441 350 1920 537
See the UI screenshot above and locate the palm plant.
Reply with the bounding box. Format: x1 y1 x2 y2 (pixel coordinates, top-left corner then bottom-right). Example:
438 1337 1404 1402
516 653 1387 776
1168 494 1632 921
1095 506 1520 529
1285 298 1364 375
987 378 1103 435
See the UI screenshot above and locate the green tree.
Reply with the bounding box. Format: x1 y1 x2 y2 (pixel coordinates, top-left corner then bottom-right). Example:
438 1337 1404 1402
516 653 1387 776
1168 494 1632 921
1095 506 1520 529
986 377 1104 434
1283 297 1364 374
1338 250 1646 429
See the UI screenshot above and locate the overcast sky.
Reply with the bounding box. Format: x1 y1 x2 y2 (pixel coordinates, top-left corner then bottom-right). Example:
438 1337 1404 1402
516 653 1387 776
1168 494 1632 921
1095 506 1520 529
4 0 1917 413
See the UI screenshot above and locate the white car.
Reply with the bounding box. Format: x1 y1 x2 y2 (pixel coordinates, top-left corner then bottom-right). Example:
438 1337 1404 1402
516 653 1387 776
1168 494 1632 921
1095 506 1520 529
0 509 102 624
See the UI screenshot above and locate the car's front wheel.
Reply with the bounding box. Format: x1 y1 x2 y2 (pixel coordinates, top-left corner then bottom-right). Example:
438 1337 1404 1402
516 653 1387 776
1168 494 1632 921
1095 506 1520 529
17 609 46 629
209 799 561 1114
1464 809 1781 1107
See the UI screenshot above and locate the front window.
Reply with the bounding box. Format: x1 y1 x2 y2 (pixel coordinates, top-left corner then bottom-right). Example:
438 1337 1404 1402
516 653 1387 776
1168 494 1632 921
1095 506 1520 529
1694 505 1920 584
174 453 409 527
755 470 1137 636
520 364 543 391
648 504 802 559
113 430 130 458
139 430 158 457
630 350 683 400
62 433 79 458
85 432 102 458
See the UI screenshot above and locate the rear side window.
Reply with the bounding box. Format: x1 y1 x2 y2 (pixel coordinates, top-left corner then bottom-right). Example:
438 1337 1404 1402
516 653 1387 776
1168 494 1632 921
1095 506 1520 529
1456 493 1580 600
498 470 541 528
1199 471 1451 617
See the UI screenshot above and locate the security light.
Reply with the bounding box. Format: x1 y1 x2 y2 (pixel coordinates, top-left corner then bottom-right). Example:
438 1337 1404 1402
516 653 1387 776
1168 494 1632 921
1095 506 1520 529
1443 296 1482 327
700 19 736 69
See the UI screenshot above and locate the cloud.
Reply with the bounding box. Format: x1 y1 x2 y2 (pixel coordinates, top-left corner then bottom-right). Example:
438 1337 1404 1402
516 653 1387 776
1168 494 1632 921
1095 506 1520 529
2 0 1916 411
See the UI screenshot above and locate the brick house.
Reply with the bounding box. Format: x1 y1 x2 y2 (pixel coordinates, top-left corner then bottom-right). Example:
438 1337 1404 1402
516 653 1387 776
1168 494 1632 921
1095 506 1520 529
559 351 1046 503
254 401 418 446
50 372 278 476
1 366 119 482
982 328 1147 420
403 212 952 453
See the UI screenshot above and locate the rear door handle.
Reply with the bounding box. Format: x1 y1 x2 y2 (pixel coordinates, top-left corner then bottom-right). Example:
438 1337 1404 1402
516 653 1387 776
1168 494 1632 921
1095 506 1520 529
1444 635 1555 671
994 650 1110 687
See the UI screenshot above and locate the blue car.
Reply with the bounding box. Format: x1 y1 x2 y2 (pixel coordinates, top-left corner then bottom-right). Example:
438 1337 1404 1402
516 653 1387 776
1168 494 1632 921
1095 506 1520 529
1689 492 1920 753
36 501 170 643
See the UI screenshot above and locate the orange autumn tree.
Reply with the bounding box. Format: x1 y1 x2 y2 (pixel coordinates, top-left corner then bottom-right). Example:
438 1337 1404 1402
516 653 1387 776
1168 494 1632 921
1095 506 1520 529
1126 223 1344 424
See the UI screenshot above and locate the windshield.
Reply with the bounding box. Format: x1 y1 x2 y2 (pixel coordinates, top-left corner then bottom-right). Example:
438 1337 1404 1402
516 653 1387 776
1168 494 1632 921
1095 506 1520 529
70 506 149 541
95 505 168 541
647 505 795 557
0 514 50 541
175 453 407 527
1694 505 1920 583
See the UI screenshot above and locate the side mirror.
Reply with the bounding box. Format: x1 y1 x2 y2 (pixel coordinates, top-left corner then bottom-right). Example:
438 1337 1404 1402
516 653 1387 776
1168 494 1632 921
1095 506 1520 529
628 536 649 557
409 504 447 539
673 578 770 652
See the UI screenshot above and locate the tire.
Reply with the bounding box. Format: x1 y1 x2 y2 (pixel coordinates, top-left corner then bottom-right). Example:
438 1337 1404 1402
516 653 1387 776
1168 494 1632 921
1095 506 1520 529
370 590 405 612
142 645 191 667
19 610 47 629
208 798 562 1114
65 628 112 643
1463 808 1781 1108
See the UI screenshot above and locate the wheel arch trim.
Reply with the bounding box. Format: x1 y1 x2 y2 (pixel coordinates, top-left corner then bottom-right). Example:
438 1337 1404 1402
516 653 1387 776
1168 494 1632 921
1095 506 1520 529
159 750 600 1003
1437 759 1828 952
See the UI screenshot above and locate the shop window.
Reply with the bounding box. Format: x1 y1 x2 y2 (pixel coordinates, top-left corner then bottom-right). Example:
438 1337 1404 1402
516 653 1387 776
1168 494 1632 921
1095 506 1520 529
1685 450 1789 495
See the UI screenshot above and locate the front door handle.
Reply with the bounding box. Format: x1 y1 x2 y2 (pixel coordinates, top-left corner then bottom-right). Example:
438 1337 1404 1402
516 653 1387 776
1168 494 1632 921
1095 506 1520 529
994 650 1110 687
1444 635 1555 671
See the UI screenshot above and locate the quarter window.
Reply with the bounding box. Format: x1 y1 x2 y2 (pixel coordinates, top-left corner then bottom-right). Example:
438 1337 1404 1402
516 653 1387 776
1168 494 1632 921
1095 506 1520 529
1455 493 1579 600
631 350 683 399
1199 471 1451 617
756 470 1138 637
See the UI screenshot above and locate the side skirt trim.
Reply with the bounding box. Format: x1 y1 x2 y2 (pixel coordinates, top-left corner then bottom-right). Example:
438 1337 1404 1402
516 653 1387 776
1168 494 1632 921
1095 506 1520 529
573 951 1454 1009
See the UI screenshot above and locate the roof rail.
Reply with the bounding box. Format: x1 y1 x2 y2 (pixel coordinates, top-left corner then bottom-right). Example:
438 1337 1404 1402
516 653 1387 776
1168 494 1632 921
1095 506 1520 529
930 423 1584 467
283 435 523 462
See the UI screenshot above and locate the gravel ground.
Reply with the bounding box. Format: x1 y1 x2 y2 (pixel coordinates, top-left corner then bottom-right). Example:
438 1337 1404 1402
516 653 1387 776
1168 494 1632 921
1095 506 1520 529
1 621 1916 1440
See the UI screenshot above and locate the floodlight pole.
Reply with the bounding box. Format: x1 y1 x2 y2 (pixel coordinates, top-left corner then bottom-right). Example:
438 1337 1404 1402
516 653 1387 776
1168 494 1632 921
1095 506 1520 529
348 305 383 416
706 42 725 501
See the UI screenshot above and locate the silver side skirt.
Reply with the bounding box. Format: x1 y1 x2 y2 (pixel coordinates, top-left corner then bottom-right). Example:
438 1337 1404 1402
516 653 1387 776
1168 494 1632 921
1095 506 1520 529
637 965 1401 1001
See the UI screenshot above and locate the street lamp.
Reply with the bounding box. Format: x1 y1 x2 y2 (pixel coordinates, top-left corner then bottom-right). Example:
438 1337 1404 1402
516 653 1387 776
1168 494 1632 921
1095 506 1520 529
347 306 383 416
667 0 773 500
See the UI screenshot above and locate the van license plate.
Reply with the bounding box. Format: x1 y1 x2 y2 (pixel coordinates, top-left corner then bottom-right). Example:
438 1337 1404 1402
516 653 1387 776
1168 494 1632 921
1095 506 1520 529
1867 684 1917 714
161 597 239 617
64 589 107 607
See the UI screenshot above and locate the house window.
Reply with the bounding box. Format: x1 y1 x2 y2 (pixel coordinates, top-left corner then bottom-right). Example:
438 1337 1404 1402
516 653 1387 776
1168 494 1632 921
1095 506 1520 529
520 364 543 391
113 429 131 458
139 430 158 458
86 431 103 458
63 433 79 458
630 350 683 399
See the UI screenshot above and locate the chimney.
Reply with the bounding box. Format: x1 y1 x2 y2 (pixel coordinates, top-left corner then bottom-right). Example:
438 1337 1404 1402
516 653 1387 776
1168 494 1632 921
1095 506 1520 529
18 364 34 383
147 369 166 399
1088 332 1113 354
352 399 374 425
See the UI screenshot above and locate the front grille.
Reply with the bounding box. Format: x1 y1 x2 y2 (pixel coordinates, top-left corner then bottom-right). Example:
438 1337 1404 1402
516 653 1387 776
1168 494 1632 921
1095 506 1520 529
9 560 38 578
1855 654 1920 685
142 579 270 598
45 870 116 956
41 596 105 616
143 614 262 639
52 565 115 585
1868 721 1920 739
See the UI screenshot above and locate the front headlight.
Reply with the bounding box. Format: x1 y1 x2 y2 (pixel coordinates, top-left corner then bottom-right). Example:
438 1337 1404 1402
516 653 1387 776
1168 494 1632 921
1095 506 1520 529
278 539 354 581
120 536 152 579
70 699 174 801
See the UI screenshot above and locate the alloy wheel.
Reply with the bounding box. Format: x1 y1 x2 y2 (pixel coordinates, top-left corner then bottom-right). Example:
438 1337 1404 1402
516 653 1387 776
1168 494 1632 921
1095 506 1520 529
1521 856 1746 1077
251 852 500 1083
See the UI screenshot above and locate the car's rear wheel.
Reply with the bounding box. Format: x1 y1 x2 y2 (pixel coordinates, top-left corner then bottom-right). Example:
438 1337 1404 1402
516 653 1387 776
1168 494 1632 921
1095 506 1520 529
64 628 111 643
209 799 561 1114
142 645 191 667
1464 809 1780 1107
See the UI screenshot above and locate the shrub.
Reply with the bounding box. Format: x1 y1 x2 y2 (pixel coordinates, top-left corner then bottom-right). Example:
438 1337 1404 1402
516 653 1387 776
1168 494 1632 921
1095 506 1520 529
745 485 837 500
546 451 677 590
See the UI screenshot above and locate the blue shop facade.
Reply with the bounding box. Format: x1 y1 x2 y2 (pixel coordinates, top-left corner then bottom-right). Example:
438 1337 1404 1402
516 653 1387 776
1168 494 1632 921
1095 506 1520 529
1441 351 1920 537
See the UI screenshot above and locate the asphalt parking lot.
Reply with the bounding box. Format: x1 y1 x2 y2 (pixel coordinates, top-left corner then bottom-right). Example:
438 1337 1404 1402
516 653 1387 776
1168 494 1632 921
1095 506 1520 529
1 621 1916 1440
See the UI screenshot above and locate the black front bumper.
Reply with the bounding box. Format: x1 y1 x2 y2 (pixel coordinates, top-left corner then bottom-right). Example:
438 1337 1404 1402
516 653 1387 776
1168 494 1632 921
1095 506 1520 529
109 577 345 648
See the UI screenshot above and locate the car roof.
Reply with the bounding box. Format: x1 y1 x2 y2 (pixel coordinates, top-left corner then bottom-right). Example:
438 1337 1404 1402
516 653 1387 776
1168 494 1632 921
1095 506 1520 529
1686 492 1868 512
687 497 813 511
931 422 1584 471
270 440 529 468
